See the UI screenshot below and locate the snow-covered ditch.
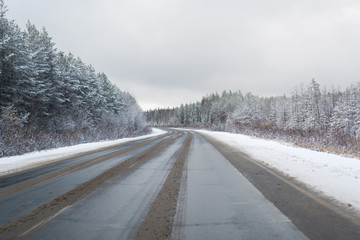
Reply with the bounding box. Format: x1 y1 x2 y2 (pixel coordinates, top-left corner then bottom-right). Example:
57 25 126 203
196 130 360 213
0 128 166 177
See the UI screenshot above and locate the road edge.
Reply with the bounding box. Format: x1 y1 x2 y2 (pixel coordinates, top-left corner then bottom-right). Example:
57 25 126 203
198 131 360 240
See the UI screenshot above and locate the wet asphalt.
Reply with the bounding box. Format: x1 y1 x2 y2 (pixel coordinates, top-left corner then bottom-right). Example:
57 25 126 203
0 130 323 239
171 133 308 240
24 133 188 240
0 132 175 226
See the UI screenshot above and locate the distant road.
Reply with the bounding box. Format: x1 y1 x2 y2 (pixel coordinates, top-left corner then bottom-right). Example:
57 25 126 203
0 129 359 239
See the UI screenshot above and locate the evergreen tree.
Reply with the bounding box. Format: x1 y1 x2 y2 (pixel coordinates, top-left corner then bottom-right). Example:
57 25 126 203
0 1 146 157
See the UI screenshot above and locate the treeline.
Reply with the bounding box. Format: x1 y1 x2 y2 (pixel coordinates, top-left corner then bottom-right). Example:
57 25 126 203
147 80 360 157
0 1 145 157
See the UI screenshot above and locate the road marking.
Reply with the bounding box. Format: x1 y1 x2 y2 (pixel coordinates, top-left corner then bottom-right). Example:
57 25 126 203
18 205 71 238
1 131 182 239
135 132 192 239
129 162 137 169
204 132 360 228
0 132 172 199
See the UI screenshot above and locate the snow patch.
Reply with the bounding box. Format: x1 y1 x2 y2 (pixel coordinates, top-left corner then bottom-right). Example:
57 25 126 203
0 128 166 177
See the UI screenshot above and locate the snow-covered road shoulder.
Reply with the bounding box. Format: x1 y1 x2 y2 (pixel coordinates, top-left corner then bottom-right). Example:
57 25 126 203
0 128 166 177
196 130 360 213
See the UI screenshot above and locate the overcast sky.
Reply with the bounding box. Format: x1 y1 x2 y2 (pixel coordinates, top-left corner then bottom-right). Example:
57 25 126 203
6 0 360 110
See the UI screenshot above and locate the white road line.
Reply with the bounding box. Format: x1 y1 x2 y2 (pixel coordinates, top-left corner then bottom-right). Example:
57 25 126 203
18 205 71 238
128 162 137 169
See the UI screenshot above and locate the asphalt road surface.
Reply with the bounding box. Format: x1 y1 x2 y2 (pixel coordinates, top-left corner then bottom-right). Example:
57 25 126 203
0 129 359 239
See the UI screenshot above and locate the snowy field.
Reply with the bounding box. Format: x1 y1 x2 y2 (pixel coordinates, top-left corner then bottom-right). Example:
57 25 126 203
0 128 166 177
196 130 360 213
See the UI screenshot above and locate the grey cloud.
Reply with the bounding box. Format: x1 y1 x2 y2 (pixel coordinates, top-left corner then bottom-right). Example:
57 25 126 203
6 0 360 109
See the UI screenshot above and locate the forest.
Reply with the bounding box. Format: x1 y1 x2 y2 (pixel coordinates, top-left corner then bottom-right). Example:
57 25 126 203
0 1 146 157
147 79 360 158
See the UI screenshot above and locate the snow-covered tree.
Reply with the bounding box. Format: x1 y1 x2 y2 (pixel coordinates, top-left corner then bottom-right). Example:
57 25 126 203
0 1 146 157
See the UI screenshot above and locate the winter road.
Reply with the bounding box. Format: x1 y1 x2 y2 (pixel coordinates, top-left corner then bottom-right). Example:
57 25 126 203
0 129 359 239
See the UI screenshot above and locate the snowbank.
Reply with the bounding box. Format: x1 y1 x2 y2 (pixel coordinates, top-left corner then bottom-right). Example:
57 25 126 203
196 130 360 212
0 128 166 177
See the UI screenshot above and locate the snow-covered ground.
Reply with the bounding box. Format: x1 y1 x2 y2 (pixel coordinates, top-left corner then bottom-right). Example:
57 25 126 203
196 129 360 213
0 128 166 177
